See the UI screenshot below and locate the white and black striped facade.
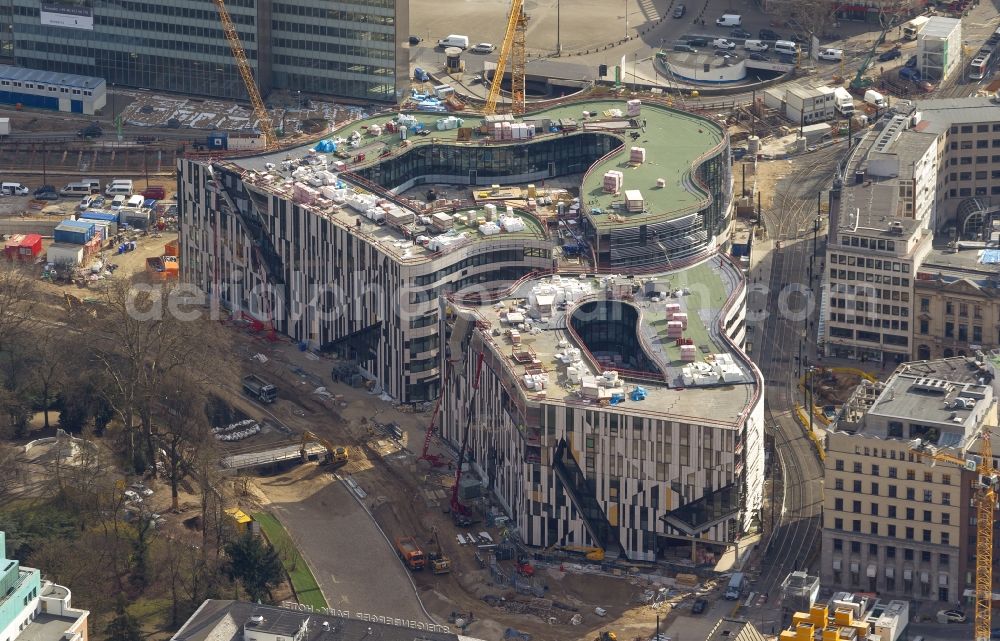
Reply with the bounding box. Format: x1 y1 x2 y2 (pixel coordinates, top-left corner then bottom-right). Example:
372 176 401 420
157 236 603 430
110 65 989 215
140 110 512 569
177 158 553 403
441 268 764 562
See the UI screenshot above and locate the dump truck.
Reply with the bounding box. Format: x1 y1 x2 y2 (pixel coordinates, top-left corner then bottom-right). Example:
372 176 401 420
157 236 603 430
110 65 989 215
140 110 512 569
242 374 277 403
395 536 426 570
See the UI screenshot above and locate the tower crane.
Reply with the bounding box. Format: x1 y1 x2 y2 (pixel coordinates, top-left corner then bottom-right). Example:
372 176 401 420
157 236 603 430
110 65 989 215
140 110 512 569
484 0 528 115
212 0 278 149
911 428 997 641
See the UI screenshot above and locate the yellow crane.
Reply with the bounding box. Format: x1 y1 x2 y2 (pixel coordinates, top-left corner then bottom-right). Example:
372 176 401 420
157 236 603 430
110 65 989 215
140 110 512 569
212 0 278 149
912 429 996 641
484 0 528 115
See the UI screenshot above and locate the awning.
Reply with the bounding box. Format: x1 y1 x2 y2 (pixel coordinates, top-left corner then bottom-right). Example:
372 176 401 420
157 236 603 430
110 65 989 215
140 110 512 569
850 562 860 573
833 559 842 571
921 571 930 583
940 574 949 586
867 564 877 578
904 568 913 580
886 567 895 578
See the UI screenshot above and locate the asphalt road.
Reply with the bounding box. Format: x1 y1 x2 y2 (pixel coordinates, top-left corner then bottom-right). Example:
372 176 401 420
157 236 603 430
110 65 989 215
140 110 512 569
268 479 429 622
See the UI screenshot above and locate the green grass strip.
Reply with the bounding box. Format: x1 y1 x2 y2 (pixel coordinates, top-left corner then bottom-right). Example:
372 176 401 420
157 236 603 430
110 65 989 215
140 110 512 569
253 511 327 609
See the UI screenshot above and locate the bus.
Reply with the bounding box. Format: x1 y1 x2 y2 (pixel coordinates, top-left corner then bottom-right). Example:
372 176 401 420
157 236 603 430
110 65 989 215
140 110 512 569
969 52 992 81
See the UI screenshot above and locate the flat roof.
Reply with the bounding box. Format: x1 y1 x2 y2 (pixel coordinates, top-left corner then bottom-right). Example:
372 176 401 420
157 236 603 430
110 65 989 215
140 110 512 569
0 64 104 90
172 601 478 641
452 257 756 427
227 98 724 235
912 96 995 134
920 16 961 38
15 613 81 641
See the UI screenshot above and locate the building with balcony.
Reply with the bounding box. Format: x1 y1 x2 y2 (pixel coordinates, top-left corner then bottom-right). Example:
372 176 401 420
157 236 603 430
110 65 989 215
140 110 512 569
820 356 998 605
3 0 408 103
0 531 89 641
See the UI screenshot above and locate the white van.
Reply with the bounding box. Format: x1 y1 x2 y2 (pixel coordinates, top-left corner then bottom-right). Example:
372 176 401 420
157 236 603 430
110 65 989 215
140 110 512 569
105 178 133 193
126 195 144 208
81 178 101 193
774 40 799 56
111 195 127 210
436 35 469 49
0 182 29 196
744 39 769 52
105 180 134 197
715 14 741 27
818 48 843 61
61 183 93 196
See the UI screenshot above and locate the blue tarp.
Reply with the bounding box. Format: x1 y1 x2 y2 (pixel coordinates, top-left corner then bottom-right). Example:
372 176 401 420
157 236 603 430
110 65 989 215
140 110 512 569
982 249 1000 264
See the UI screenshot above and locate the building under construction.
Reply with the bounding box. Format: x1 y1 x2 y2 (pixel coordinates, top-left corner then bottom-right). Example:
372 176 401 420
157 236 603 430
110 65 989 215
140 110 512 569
5 0 409 102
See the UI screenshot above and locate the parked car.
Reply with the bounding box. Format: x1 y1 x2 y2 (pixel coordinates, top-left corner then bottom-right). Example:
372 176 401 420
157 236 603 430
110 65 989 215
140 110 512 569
758 29 781 41
878 48 902 62
817 48 843 61
692 598 708 614
408 35 421 45
673 43 698 53
730 28 752 38
905 55 917 68
899 67 922 82
748 52 769 61
470 42 496 54
938 610 966 624
673 4 686 18
77 122 103 138
712 38 736 50
687 37 708 47
34 191 59 201
33 185 55 196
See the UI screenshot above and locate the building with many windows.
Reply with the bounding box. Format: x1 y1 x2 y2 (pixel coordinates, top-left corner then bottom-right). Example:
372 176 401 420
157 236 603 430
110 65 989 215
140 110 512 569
821 356 998 605
179 98 763 560
0 531 90 641
2 0 407 102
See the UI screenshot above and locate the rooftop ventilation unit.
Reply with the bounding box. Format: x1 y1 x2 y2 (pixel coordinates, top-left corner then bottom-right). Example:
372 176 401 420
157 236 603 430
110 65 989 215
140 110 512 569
912 377 952 394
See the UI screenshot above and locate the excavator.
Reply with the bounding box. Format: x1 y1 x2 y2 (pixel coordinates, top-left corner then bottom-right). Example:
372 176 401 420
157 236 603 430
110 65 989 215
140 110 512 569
556 545 605 562
300 430 349 467
428 530 452 574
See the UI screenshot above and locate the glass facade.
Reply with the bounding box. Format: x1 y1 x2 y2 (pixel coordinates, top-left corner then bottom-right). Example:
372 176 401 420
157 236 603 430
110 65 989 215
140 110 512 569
8 0 406 102
356 133 621 189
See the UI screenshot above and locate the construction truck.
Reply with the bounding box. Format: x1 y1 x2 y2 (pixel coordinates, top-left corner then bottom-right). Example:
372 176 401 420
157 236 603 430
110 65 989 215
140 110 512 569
242 374 277 403
428 531 452 574
395 536 426 570
300 430 349 467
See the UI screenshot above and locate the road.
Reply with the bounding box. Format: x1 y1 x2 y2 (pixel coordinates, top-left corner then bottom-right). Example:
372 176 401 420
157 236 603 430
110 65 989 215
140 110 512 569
736 146 843 626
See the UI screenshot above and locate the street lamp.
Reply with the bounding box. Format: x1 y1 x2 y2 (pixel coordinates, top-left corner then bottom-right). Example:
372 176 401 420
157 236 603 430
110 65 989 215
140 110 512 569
556 0 561 54
624 0 628 40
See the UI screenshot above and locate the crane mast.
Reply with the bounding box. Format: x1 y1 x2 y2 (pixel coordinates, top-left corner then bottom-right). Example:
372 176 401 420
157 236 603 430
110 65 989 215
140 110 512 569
212 0 278 149
484 0 527 115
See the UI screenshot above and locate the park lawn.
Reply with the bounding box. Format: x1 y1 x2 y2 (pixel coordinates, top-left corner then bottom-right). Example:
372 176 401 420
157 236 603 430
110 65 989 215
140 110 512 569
253 511 327 609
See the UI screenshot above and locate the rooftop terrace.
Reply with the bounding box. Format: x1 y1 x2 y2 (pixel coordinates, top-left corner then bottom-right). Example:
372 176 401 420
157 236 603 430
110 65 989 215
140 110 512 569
453 255 756 427
225 98 724 247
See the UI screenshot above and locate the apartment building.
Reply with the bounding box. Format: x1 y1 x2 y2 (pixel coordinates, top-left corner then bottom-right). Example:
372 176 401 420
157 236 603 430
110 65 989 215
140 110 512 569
2 0 408 102
0 531 90 641
821 356 998 605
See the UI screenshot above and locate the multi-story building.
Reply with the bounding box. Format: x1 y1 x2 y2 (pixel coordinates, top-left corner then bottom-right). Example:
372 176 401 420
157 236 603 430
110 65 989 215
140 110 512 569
0 531 90 641
778 592 909 641
821 356 998 605
822 98 1000 363
917 17 962 84
785 85 836 124
179 98 764 560
913 247 1000 360
3 0 408 102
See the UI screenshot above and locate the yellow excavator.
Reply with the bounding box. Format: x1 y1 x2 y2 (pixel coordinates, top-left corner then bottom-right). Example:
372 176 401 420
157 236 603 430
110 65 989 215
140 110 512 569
557 545 605 562
429 530 452 574
301 430 349 467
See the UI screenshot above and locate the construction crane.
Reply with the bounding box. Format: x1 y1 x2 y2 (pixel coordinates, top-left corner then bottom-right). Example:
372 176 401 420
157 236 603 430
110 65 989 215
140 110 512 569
911 429 996 641
301 430 349 467
849 18 897 91
418 363 453 468
212 0 278 149
484 0 527 115
450 352 486 523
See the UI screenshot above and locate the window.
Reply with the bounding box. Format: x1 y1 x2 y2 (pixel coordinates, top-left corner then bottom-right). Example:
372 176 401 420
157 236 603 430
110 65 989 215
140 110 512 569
853 462 862 473
853 480 862 492
942 532 950 545
835 498 844 510
906 508 915 520
871 483 879 496
905 548 914 560
853 520 861 532
888 524 896 537
907 469 915 480
871 502 879 515
834 538 843 551
836 459 844 471
889 505 897 518
870 522 879 535
923 529 932 542
834 517 844 530
906 487 915 500
906 527 914 540
940 553 950 565
923 510 932 522
853 500 861 513
922 550 932 562
851 541 861 553
889 466 898 478
887 546 896 559
924 472 933 482
943 474 951 485
835 478 844 490
924 490 933 502
942 492 951 505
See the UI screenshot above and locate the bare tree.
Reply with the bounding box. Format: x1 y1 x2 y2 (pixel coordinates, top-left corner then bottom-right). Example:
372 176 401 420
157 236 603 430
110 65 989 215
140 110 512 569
28 330 78 430
157 375 215 511
0 263 38 352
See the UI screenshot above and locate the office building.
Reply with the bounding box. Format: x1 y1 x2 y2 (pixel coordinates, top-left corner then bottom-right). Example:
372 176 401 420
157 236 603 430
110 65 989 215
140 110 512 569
820 356 998 605
917 17 962 83
4 0 408 102
171 600 486 641
0 531 90 641
822 97 1000 363
178 99 763 561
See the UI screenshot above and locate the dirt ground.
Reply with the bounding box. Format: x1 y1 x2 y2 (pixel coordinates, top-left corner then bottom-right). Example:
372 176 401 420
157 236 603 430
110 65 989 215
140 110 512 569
215 330 699 641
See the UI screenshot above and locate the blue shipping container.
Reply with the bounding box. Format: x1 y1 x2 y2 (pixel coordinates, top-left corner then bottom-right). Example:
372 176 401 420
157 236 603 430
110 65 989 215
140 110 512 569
80 211 118 223
53 220 96 245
